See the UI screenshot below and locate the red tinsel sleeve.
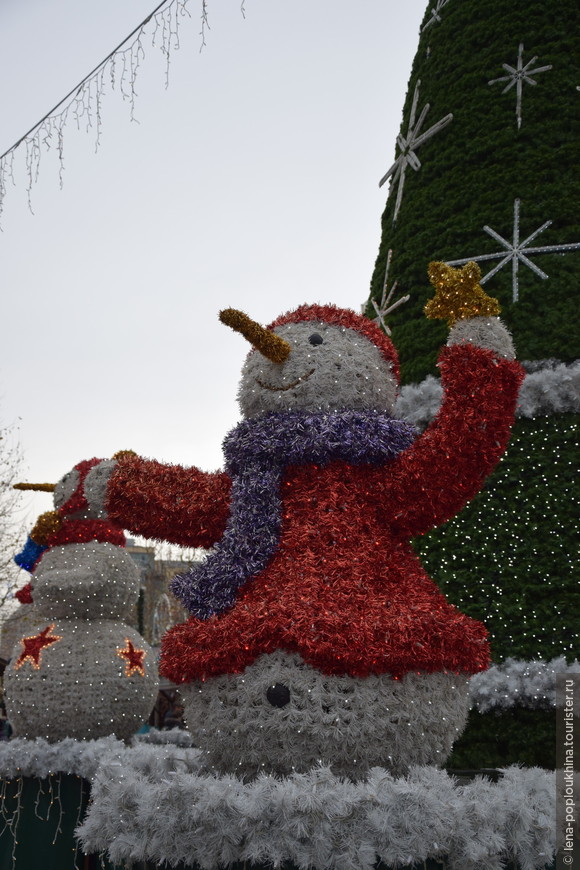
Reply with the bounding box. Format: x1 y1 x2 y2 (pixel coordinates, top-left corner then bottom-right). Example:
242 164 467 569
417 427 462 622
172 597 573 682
382 343 524 539
106 454 232 548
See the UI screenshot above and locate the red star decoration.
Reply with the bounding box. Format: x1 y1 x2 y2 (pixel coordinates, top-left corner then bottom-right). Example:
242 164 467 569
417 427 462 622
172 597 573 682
15 624 62 670
116 639 146 677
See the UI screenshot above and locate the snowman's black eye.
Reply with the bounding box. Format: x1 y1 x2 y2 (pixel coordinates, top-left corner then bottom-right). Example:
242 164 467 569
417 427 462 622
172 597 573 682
266 683 291 707
309 333 323 346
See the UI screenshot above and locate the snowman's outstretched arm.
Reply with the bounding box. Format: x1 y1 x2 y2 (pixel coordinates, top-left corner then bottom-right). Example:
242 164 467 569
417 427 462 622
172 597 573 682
382 262 524 539
93 454 232 548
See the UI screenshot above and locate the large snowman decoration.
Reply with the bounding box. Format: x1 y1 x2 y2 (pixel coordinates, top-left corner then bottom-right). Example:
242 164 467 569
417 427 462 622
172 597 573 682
81 263 523 778
4 458 158 742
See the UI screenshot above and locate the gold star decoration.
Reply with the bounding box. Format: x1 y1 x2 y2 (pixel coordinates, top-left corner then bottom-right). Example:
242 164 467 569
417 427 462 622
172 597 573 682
116 639 146 677
424 261 501 326
15 624 63 669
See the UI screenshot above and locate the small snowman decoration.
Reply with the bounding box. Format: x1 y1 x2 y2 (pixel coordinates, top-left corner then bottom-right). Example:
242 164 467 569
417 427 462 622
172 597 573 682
4 458 158 742
83 263 523 778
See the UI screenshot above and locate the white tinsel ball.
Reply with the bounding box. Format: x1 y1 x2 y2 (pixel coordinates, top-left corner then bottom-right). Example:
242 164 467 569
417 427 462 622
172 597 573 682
5 619 158 742
180 650 470 779
32 542 140 621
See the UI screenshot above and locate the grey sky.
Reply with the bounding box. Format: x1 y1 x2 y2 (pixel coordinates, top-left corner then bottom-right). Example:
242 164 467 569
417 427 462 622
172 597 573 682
1 0 425 527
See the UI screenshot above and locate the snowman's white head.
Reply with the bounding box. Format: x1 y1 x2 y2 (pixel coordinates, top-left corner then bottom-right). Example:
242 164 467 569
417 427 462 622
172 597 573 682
53 458 108 519
222 304 400 418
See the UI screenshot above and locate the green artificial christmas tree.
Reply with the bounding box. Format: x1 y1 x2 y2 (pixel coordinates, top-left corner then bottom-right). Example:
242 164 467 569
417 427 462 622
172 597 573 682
366 0 579 769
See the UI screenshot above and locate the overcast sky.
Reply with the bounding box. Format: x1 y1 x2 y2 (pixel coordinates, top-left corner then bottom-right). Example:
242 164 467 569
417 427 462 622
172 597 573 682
1 0 426 529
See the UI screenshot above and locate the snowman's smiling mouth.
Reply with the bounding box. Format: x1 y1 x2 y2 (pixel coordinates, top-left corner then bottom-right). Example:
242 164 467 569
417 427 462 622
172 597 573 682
256 368 315 392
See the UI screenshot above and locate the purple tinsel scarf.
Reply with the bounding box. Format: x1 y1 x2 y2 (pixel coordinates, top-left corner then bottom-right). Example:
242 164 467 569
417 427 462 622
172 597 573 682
170 410 416 619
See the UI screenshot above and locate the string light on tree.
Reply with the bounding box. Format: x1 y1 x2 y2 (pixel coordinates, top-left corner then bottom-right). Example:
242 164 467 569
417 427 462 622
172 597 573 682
488 43 552 129
417 416 579 664
367 0 578 776
378 80 453 224
446 198 580 302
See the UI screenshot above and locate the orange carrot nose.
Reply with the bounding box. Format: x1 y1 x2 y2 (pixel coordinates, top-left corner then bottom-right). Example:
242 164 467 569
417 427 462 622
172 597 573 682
13 483 55 492
219 309 291 364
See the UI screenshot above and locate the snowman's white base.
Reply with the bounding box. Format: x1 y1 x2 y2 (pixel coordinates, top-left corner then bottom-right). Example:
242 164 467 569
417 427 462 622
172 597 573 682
4 619 158 742
180 650 471 779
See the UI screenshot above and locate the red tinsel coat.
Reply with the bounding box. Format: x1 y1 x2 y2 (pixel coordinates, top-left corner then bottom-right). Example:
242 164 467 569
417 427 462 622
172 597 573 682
107 344 524 682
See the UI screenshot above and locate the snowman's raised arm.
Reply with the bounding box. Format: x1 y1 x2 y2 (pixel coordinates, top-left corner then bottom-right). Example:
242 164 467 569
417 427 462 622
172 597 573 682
383 262 524 539
86 453 231 548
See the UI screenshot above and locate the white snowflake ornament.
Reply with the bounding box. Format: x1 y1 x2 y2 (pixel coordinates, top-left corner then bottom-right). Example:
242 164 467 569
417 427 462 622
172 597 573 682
379 80 453 224
488 43 552 129
447 198 580 302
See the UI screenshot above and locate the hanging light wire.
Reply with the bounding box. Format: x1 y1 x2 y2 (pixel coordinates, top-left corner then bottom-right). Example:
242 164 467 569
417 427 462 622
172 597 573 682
0 0 174 163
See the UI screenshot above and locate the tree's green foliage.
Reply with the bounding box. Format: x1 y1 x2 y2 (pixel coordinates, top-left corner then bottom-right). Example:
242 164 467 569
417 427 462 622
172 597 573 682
367 0 580 383
448 707 556 771
367 0 580 769
416 415 578 662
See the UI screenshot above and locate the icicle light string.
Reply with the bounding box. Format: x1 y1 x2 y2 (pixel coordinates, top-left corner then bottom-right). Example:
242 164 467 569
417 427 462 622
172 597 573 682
200 0 210 50
73 778 88 870
0 777 9 835
34 779 45 822
0 0 195 222
1 0 175 160
52 773 65 846
10 776 22 869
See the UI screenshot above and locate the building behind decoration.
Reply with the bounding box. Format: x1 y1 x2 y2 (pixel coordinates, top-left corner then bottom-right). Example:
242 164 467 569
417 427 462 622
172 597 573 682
125 540 204 645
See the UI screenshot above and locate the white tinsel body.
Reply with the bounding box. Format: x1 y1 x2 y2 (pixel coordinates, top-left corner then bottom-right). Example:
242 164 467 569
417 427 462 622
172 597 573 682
4 618 158 742
32 541 140 620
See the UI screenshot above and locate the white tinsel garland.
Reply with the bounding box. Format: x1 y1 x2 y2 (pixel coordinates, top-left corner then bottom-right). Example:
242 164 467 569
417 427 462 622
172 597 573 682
0 736 124 781
395 374 444 431
135 727 195 748
395 360 580 430
77 743 555 870
469 657 580 713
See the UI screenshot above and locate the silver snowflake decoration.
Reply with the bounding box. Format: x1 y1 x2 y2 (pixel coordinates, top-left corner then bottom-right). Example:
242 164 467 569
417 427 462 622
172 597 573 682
421 0 451 32
379 80 453 224
370 250 410 335
447 198 580 302
488 43 552 129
